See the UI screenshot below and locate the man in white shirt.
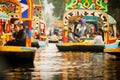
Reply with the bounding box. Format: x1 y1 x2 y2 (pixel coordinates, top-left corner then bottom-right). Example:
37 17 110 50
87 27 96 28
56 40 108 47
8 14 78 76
92 32 104 44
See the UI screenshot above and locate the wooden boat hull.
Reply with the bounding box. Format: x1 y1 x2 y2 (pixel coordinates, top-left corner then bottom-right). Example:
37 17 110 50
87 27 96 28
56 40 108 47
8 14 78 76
56 43 104 52
0 52 35 65
104 47 120 56
0 46 37 64
104 42 120 53
104 47 120 53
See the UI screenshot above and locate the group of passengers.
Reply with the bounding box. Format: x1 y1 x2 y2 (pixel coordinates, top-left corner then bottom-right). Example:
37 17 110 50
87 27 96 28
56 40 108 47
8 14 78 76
68 27 104 44
5 24 26 46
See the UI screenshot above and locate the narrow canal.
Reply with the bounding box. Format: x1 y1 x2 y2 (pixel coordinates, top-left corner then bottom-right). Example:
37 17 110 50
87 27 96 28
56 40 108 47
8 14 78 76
2 43 120 80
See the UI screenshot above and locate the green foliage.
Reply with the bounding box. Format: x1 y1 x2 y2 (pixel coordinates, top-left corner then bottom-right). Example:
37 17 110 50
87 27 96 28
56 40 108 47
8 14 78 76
47 0 120 22
108 0 120 19
108 0 120 9
47 0 65 20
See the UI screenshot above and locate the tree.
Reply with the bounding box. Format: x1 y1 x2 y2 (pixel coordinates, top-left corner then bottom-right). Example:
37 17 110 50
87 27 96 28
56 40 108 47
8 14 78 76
108 0 120 35
47 0 65 20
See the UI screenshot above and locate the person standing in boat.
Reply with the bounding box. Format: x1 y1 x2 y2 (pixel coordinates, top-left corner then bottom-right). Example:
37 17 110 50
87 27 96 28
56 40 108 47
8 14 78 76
92 32 104 44
75 16 86 37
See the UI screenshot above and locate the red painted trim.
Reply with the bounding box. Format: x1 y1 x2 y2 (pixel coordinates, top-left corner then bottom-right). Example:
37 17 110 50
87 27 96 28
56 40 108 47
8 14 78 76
0 19 2 36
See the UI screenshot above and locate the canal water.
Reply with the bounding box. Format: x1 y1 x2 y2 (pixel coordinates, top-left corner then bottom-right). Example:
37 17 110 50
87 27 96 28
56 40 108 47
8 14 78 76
2 43 120 80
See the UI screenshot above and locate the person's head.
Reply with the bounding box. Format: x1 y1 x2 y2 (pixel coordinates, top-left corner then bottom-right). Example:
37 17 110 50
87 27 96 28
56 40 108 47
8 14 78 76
14 25 19 32
98 28 103 34
68 27 72 33
92 32 98 38
19 24 24 30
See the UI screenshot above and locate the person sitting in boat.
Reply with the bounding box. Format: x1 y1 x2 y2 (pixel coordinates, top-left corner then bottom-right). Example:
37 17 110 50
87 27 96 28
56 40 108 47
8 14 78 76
5 25 19 46
68 27 79 42
17 24 26 46
98 28 104 41
92 32 104 44
5 24 26 46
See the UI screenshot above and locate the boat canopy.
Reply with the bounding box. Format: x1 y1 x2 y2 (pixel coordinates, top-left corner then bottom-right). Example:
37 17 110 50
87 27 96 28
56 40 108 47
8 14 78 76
83 15 117 25
0 11 9 20
108 14 117 24
83 16 98 22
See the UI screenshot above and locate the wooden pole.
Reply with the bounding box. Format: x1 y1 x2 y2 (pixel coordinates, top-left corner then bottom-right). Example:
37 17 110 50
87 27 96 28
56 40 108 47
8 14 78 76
62 26 68 43
6 20 11 33
0 19 2 36
26 20 32 47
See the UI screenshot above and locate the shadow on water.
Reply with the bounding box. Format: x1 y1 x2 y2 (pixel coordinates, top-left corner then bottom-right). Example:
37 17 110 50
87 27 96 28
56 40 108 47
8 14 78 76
1 43 120 80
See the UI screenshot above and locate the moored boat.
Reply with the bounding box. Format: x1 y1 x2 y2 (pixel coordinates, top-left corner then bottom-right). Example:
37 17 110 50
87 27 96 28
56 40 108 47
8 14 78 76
55 0 120 53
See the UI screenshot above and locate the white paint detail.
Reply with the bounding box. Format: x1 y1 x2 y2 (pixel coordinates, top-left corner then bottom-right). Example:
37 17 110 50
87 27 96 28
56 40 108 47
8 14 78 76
17 0 28 13
21 3 28 13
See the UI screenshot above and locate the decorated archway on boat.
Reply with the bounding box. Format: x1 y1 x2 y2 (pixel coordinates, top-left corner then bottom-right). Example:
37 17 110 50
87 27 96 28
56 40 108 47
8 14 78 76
62 9 110 43
56 0 119 52
62 0 117 44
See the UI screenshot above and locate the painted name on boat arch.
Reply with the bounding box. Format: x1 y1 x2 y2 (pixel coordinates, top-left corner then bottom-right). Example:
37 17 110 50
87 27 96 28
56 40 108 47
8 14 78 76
64 10 108 27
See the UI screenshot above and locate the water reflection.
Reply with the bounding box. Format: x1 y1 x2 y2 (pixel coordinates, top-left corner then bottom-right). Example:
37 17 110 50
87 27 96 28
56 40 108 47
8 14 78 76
3 43 120 80
62 52 104 80
34 43 62 80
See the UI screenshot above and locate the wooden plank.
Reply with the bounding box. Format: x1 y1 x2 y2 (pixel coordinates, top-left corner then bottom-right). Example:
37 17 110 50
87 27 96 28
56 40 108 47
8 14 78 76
0 46 37 52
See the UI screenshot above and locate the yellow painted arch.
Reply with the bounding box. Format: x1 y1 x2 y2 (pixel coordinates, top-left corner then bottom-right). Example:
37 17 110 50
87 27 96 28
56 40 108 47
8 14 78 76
0 0 20 6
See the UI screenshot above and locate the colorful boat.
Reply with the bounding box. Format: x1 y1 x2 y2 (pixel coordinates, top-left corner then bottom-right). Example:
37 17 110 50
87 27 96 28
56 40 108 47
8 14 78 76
0 0 37 65
56 0 119 53
56 10 118 52
57 41 120 52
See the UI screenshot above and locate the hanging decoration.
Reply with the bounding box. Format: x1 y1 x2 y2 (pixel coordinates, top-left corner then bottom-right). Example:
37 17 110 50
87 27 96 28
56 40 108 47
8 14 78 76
65 0 108 12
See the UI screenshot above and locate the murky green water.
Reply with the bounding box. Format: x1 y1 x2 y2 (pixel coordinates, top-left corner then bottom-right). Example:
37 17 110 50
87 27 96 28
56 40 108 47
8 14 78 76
1 43 120 80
